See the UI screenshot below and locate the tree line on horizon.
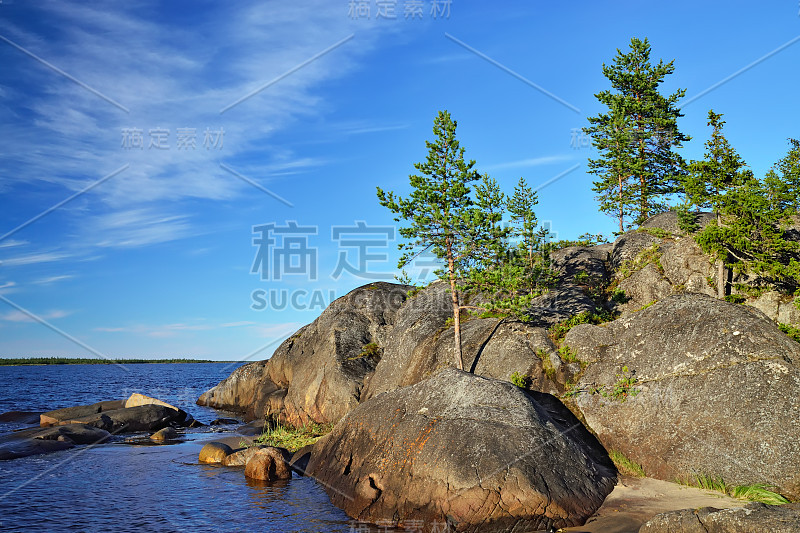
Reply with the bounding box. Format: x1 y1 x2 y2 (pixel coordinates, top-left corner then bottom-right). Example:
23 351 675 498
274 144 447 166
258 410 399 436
378 37 800 369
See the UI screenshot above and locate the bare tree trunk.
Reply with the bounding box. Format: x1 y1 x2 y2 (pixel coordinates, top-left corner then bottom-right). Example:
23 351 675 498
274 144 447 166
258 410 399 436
446 239 463 370
716 211 725 299
618 174 625 234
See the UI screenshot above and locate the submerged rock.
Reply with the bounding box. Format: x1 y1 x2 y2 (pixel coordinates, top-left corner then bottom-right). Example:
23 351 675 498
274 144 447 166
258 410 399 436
150 427 179 442
0 423 111 460
306 369 616 532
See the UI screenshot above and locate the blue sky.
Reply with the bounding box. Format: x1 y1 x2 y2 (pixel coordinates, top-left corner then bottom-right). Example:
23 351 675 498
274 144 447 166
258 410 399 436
0 1 798 361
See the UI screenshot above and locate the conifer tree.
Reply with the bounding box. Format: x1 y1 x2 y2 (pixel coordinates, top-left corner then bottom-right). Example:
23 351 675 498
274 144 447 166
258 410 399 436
684 110 751 298
377 111 489 370
687 118 800 297
585 37 689 231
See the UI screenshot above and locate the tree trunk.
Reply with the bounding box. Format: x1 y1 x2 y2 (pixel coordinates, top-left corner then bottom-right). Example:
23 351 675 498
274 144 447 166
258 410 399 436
716 211 725 299
618 174 625 233
446 238 463 370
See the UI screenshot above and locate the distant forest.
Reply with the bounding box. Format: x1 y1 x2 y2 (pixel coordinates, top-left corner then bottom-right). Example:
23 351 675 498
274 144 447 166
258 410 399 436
0 357 220 366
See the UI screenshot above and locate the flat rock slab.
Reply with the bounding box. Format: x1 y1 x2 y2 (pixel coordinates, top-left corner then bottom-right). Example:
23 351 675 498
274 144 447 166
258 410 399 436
40 400 125 426
0 411 42 424
640 502 800 533
53 404 183 433
0 423 111 460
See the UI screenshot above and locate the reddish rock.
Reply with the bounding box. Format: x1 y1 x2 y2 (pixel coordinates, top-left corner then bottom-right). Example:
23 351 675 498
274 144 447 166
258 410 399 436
244 447 292 481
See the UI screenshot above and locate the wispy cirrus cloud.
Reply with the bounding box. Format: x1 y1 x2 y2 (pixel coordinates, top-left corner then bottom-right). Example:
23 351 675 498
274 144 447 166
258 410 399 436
0 0 384 257
94 320 299 340
1 309 72 323
483 154 578 172
0 251 75 267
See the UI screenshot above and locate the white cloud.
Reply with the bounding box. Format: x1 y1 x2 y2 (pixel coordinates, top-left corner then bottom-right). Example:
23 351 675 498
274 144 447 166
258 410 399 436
0 251 74 267
0 1 383 253
33 274 76 285
483 154 577 171
0 239 29 249
0 309 72 323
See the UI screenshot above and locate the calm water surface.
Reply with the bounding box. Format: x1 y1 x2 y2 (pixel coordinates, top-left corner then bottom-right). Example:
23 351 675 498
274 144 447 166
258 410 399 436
0 363 359 533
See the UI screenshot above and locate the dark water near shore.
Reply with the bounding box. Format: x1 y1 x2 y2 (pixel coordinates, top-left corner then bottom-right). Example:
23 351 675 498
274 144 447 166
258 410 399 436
0 363 358 533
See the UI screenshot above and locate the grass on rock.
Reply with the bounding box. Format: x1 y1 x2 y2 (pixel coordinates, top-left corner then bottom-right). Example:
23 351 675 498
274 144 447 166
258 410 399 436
254 422 333 453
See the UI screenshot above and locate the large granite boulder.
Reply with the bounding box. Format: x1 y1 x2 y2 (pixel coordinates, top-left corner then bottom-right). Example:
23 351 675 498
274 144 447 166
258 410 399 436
244 447 292 481
197 282 411 425
306 369 617 532
640 503 800 533
565 293 800 500
362 282 564 400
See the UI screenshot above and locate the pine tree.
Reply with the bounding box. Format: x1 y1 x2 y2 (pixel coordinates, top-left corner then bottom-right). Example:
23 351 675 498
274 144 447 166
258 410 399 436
507 177 554 297
687 118 800 297
585 37 689 231
377 110 487 371
684 110 751 298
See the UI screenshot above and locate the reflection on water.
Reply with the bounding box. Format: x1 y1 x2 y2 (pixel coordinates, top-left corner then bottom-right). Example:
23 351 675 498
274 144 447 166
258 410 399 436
0 363 360 533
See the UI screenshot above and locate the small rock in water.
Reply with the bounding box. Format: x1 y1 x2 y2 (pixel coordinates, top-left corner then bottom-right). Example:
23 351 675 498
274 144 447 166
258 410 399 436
222 446 268 467
244 447 292 481
210 418 239 426
150 427 179 442
198 442 233 463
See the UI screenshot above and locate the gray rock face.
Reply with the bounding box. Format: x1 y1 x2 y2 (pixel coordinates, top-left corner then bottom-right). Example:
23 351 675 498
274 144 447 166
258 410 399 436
362 282 566 400
639 210 715 235
50 404 184 433
198 282 411 424
748 290 800 325
639 503 800 533
565 293 800 500
0 424 111 460
364 316 562 400
307 369 616 533
40 400 126 426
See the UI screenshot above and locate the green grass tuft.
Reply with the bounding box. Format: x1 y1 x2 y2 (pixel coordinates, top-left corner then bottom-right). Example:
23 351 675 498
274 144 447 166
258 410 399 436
608 449 645 477
678 473 790 505
730 484 790 505
254 422 333 453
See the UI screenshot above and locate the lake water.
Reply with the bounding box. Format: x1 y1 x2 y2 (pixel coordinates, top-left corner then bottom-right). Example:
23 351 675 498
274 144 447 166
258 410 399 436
0 363 360 533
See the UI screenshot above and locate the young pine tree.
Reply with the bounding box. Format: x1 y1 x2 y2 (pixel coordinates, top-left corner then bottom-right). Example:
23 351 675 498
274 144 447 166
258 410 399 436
377 111 498 371
585 37 689 231
687 116 800 297
684 110 752 298
507 177 554 297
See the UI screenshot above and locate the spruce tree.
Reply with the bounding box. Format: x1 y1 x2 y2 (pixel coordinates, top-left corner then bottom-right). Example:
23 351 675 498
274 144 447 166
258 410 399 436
585 37 689 231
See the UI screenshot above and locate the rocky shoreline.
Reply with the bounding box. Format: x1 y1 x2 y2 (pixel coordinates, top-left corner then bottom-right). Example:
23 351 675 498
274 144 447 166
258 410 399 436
4 212 800 531
196 212 800 532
